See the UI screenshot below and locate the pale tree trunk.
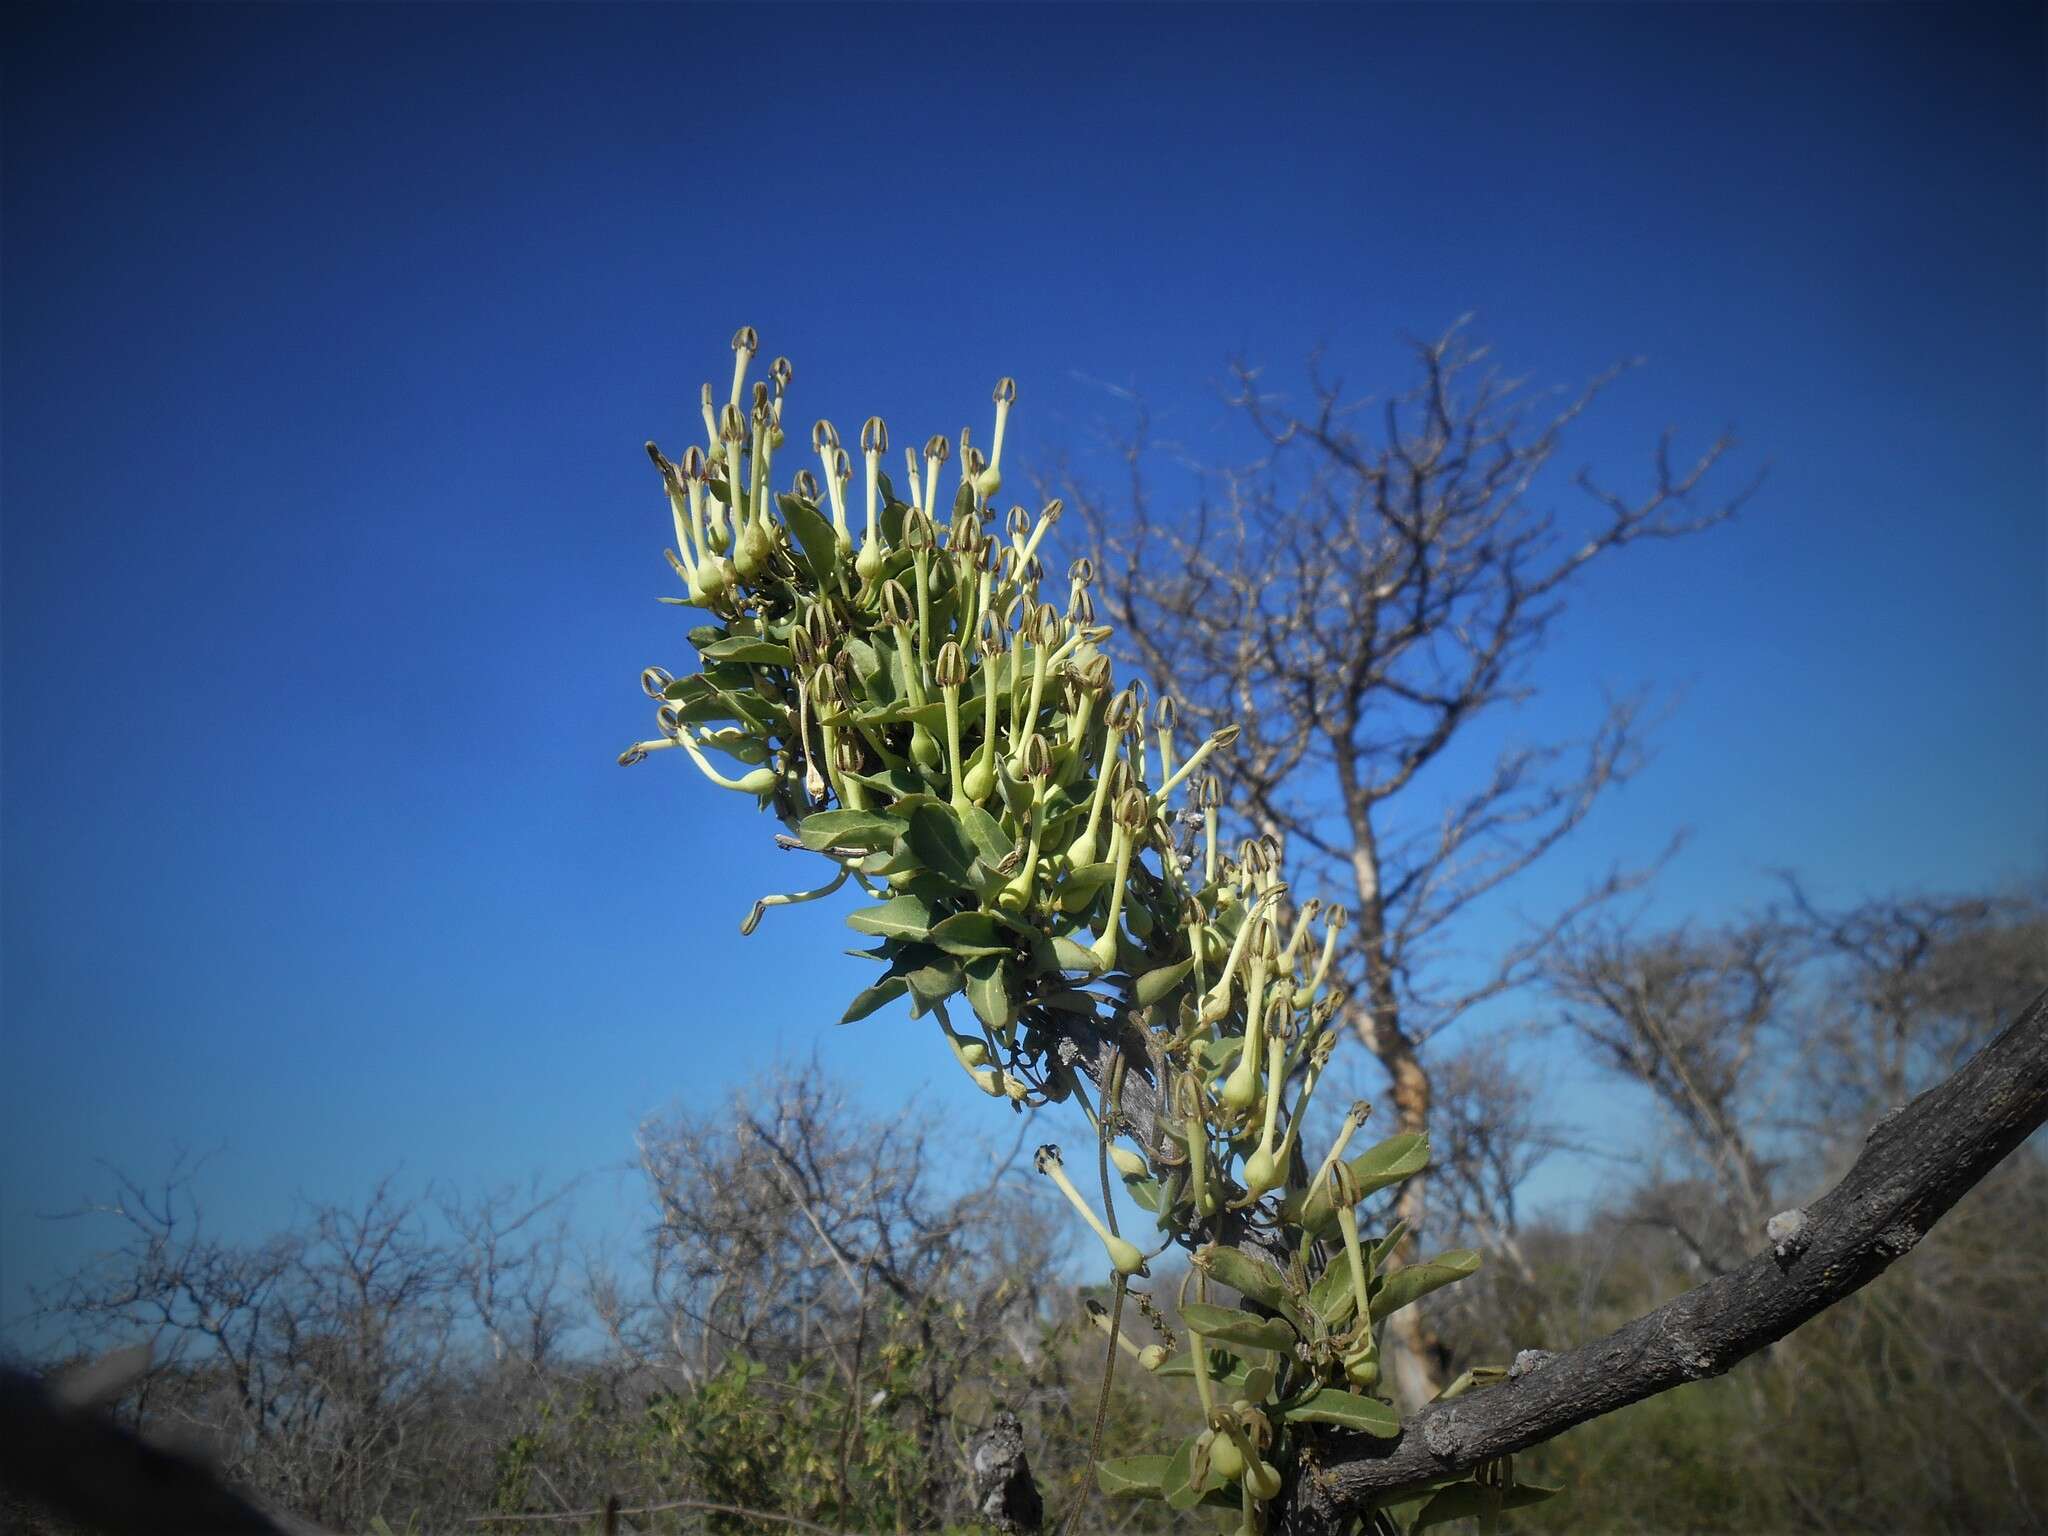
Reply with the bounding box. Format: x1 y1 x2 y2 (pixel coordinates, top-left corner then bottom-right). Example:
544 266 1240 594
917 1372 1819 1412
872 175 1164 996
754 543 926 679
1347 808 1445 1406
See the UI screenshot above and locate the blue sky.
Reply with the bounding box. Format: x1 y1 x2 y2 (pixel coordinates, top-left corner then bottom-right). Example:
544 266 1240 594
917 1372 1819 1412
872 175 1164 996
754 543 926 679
4 4 2042 1333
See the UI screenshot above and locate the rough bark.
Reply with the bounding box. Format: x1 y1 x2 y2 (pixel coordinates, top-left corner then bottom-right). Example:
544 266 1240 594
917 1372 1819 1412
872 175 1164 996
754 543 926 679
966 1410 1044 1533
1276 985 2048 1532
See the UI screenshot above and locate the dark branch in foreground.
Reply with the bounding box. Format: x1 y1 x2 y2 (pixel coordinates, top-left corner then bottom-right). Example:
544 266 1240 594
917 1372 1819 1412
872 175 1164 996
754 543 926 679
1285 985 2048 1530
0 1360 325 1536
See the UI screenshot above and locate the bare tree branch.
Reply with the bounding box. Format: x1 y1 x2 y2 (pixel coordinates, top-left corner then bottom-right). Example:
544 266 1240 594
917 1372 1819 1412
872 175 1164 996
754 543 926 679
1285 985 2048 1524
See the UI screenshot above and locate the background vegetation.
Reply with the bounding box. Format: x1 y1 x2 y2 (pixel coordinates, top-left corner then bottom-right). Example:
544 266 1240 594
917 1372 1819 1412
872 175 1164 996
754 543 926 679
8 881 2042 1534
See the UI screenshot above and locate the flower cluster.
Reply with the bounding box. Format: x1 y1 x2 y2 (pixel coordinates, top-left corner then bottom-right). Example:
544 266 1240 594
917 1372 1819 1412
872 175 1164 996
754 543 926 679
621 331 1510 1531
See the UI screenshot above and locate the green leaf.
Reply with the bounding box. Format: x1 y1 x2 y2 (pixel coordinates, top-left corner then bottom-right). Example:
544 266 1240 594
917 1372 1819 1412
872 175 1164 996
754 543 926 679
898 951 964 1017
777 493 840 584
929 911 1011 959
1310 1260 1357 1330
904 799 980 888
846 896 938 941
1179 1302 1297 1352
697 635 792 665
843 636 891 693
1369 1221 1410 1273
1056 860 1117 913
965 955 1016 1032
1161 1432 1204 1511
1410 1479 1565 1530
1199 1245 1292 1313
956 802 1013 866
1125 1177 1163 1213
1153 1346 1239 1380
1134 958 1196 1007
798 809 905 852
1051 935 1107 973
1281 1387 1401 1437
1095 1455 1170 1499
1348 1131 1431 1196
840 976 907 1024
1372 1250 1481 1315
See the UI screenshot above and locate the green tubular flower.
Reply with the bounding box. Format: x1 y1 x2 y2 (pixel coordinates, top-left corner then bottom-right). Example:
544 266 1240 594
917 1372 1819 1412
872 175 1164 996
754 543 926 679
675 722 777 795
922 433 951 522
1172 1073 1217 1219
1219 925 1273 1114
1238 1000 1295 1198
1086 1298 1166 1372
977 377 1016 500
935 641 972 814
1067 691 1134 865
679 448 720 588
1200 888 1276 1024
1334 1170 1374 1334
1009 496 1062 580
812 419 853 557
647 444 700 591
903 508 937 681
997 733 1054 909
901 445 924 524
1268 1026 1335 1173
1036 1145 1145 1276
1280 1099 1371 1230
727 325 758 414
768 355 792 443
1153 723 1242 808
1007 604 1061 775
856 415 887 587
1108 1144 1148 1180
936 1003 992 1072
1292 902 1348 1009
698 380 720 461
1086 789 1148 971
963 618 1007 803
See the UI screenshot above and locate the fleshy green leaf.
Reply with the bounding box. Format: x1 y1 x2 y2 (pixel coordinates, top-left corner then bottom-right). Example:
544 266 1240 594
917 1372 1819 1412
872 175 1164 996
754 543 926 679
697 635 792 665
1162 1432 1205 1511
904 800 980 888
1372 1250 1481 1315
1369 1221 1410 1273
899 951 964 1017
1056 860 1117 913
1051 935 1107 973
1095 1455 1170 1499
777 493 840 584
956 803 1013 867
840 976 907 1024
1134 958 1196 1007
1199 1245 1292 1314
798 809 905 852
1179 1302 1297 1351
1281 1387 1401 1437
846 896 938 941
1310 1260 1357 1330
929 911 1011 959
1348 1131 1431 1195
965 955 1015 1032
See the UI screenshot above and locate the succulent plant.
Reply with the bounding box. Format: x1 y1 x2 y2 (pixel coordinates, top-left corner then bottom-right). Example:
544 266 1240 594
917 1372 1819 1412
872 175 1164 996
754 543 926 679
620 333 1532 1532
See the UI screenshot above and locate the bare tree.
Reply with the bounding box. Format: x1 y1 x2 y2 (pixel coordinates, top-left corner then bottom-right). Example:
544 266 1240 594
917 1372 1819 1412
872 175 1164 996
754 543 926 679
1067 320 1760 1400
25 1169 572 1531
1544 920 1789 1270
1783 879 2048 1128
609 1066 1066 1528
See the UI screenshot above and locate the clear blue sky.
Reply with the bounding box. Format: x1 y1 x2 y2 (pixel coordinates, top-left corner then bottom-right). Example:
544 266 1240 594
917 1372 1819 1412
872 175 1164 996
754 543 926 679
4 4 2042 1332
